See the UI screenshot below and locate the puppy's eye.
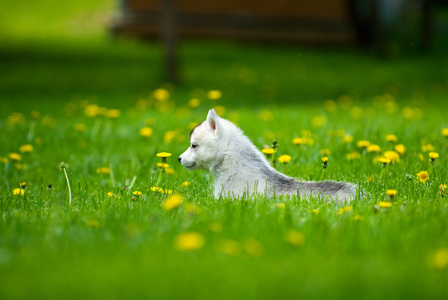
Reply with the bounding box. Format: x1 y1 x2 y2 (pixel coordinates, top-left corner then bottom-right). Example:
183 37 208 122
191 143 198 149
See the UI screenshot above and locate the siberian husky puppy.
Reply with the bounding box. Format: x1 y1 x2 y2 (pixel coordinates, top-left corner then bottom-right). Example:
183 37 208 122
178 109 358 201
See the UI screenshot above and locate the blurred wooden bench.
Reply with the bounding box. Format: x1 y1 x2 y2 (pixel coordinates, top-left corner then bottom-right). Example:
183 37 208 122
112 0 356 45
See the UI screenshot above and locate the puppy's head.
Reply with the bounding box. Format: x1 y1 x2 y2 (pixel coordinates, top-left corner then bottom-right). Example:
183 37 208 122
178 109 224 171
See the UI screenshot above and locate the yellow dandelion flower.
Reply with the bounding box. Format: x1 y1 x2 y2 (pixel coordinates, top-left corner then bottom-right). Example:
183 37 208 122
107 192 115 198
432 248 448 269
386 134 398 143
188 122 198 130
214 106 226 116
165 167 175 175
84 104 100 117
19 144 34 153
301 137 314 145
157 163 169 168
342 134 353 143
208 222 223 233
259 110 274 122
346 152 361 160
442 128 448 137
96 167 111 174
218 239 242 256
244 237 263 257
284 230 306 247
275 203 286 210
7 113 25 126
75 123 87 132
188 98 200 108
322 157 329 163
139 127 153 137
207 90 222 100
133 191 142 196
312 115 327 127
312 209 319 215
278 155 291 164
352 215 364 221
429 152 439 161
30 110 41 119
181 181 191 188
150 186 164 193
350 106 364 119
337 206 352 215
19 182 26 189
107 109 121 119
417 171 429 183
320 149 331 156
422 144 435 152
324 99 337 112
162 194 183 211
383 151 400 163
419 153 425 161
157 152 172 158
440 184 447 196
262 148 275 155
378 201 392 208
386 189 398 199
357 140 370 148
174 232 205 251
163 130 177 144
9 153 22 162
367 144 381 153
394 144 406 156
87 219 100 228
153 88 170 101
292 137 302 145
13 188 25 196
402 107 414 119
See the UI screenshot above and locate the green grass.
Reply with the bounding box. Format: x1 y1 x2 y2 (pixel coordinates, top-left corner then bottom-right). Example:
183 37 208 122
1 1 448 299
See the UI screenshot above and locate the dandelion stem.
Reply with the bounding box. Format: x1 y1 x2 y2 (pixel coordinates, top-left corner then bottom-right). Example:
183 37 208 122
319 169 326 181
63 168 72 206
155 164 164 189
109 162 116 186
128 175 137 191
27 120 36 143
430 161 435 182
379 165 386 179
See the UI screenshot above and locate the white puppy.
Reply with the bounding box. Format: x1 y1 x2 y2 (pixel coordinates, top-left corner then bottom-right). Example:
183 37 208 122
179 109 358 201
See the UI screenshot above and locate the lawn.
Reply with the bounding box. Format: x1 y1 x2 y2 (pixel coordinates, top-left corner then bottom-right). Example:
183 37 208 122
1 1 448 299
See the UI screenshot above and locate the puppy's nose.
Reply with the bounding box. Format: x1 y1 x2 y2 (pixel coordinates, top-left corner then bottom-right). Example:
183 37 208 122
178 157 182 162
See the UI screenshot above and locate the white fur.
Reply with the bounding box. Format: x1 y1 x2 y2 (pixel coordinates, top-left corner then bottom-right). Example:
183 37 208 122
179 109 358 201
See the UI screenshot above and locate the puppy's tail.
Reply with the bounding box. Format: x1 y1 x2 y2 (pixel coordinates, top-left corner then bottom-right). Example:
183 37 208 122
298 180 358 202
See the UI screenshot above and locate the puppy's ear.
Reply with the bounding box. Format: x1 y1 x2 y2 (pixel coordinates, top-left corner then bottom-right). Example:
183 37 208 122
206 109 221 134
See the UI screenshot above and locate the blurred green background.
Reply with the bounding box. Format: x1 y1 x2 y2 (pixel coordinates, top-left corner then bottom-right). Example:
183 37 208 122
1 0 448 117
